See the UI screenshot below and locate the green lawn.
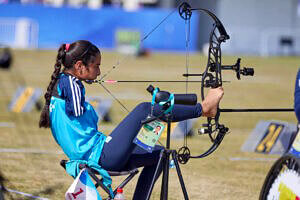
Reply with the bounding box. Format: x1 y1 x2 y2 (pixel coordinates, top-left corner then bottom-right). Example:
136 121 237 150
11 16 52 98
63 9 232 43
0 49 298 199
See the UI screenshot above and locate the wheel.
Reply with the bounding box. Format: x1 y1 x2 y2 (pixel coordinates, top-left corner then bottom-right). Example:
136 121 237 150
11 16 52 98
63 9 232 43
259 154 300 200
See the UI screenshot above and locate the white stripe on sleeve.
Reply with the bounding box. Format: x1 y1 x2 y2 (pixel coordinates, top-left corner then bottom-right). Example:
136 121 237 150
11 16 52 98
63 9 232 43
69 76 78 116
72 77 82 116
74 79 84 115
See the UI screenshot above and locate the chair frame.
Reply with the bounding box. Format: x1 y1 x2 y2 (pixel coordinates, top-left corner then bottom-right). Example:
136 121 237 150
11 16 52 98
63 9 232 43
60 160 139 199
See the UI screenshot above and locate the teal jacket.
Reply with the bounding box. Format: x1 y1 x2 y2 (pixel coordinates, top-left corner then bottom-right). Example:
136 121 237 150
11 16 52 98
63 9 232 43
50 96 105 162
49 76 113 196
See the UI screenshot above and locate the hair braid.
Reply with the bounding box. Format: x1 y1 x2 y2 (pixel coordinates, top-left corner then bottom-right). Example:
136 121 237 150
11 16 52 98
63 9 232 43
39 44 65 128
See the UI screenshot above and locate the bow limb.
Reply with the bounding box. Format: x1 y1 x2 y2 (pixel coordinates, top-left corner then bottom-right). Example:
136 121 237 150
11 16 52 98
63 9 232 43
193 8 229 159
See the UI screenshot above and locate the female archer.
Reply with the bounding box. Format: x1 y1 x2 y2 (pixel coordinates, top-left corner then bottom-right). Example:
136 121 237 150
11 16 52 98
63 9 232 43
39 40 224 199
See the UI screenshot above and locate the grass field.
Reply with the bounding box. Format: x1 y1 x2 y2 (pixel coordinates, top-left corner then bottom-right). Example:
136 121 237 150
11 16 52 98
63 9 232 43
0 49 299 199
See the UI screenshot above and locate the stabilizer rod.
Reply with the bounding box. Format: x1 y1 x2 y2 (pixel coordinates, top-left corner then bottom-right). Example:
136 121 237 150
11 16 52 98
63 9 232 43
220 108 294 112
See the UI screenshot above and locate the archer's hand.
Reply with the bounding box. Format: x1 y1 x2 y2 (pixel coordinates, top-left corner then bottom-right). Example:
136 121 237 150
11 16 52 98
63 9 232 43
201 87 224 117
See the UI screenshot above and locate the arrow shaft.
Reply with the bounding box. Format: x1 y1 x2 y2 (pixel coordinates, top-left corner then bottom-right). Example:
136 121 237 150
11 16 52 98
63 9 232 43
98 80 203 83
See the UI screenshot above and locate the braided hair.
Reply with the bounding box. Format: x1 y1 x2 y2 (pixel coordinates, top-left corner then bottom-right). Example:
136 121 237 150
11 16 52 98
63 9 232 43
39 40 100 128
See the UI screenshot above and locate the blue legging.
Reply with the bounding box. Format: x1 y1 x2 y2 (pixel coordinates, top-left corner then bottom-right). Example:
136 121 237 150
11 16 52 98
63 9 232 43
99 102 202 199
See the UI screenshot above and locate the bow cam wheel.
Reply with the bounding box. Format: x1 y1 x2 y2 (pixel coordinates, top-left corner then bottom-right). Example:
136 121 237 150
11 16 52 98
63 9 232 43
179 2 192 20
177 146 191 164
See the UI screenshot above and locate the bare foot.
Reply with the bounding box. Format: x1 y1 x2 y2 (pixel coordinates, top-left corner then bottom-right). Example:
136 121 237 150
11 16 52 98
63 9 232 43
201 87 224 117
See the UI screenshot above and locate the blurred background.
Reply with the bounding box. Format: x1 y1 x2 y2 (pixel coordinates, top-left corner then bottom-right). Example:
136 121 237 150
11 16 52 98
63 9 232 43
0 0 300 56
0 0 299 199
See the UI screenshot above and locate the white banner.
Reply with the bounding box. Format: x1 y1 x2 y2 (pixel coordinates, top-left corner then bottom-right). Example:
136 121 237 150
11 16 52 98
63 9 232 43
65 169 101 200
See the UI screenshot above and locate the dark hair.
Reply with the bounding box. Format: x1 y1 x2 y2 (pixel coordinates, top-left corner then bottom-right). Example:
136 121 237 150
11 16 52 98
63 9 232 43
39 40 100 128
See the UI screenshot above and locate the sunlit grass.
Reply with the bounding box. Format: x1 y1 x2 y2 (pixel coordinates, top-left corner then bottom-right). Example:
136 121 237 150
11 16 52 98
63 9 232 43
0 49 298 199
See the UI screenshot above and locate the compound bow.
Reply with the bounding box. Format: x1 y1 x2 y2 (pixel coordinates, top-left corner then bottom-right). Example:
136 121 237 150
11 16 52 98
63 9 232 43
176 2 254 164
93 1 292 165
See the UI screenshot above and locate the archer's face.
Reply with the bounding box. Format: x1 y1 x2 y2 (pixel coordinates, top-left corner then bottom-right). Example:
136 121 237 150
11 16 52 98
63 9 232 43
81 53 101 80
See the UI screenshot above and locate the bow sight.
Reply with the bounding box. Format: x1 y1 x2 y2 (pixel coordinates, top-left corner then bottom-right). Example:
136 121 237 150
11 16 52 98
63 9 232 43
221 58 254 80
182 57 254 87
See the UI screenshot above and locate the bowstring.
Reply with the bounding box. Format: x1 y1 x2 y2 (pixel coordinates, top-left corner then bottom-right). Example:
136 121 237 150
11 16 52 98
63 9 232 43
97 7 178 114
97 2 188 148
98 82 130 113
97 6 179 147
184 6 191 149
99 8 177 82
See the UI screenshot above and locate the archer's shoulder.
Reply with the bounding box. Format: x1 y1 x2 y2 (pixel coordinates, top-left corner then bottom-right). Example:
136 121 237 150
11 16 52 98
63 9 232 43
58 73 84 90
59 73 75 86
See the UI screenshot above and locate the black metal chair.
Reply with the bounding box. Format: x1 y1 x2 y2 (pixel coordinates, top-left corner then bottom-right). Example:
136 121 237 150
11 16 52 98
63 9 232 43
60 160 139 199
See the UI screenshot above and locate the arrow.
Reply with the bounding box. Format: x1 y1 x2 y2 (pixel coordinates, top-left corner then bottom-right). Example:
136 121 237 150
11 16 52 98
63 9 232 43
95 80 204 84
